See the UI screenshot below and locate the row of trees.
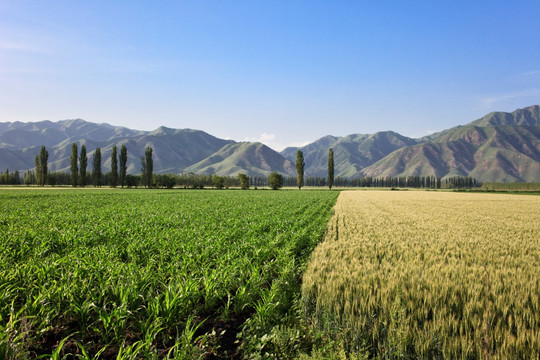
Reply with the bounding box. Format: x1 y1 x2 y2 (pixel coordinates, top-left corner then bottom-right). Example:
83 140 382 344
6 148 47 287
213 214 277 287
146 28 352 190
67 144 132 188
293 148 334 190
3 145 479 189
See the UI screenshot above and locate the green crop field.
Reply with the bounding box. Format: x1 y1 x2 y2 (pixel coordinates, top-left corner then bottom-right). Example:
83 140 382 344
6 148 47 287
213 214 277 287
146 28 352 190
0 189 338 359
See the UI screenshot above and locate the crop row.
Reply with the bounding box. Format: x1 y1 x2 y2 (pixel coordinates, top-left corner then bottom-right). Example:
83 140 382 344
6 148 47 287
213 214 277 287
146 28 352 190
302 190 540 359
0 189 338 358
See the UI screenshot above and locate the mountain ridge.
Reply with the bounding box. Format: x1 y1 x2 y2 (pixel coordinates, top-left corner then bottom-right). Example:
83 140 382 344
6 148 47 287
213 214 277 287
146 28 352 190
1 105 539 182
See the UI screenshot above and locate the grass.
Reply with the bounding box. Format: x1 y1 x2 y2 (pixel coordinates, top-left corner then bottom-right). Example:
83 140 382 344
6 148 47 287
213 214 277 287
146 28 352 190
0 188 338 359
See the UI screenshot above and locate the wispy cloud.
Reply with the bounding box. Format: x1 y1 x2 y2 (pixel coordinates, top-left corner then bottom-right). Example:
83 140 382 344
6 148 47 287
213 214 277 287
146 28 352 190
288 140 311 148
522 70 540 77
479 88 540 108
244 132 277 147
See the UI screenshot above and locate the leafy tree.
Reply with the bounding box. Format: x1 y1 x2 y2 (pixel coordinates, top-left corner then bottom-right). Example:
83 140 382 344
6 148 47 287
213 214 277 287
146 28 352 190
48 172 57 187
126 174 138 188
140 156 146 187
110 145 118 187
79 145 87 187
268 171 283 190
141 147 153 188
212 175 225 189
328 148 334 190
296 150 305 190
35 155 40 186
119 144 127 188
24 170 35 185
36 146 48 186
155 174 176 189
70 143 78 187
238 173 249 190
92 148 102 187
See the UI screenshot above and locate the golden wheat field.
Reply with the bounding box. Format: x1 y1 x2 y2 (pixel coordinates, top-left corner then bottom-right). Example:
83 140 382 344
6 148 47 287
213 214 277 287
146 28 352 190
302 190 540 359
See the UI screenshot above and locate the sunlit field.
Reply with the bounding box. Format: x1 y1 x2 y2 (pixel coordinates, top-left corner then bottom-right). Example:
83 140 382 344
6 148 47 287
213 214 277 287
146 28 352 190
302 190 540 359
0 189 338 358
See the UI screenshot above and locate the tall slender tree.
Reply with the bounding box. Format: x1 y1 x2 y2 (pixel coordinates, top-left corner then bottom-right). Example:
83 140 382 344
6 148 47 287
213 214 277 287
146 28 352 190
142 147 153 188
79 145 87 187
70 143 78 187
296 150 305 190
110 145 118 187
92 148 102 187
35 155 41 186
39 146 48 186
119 145 127 188
328 148 334 190
140 156 147 188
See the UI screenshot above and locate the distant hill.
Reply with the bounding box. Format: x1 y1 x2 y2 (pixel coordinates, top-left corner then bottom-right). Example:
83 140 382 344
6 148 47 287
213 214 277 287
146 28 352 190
0 120 235 174
469 105 540 127
1 105 540 182
359 106 540 182
185 142 294 177
282 131 417 177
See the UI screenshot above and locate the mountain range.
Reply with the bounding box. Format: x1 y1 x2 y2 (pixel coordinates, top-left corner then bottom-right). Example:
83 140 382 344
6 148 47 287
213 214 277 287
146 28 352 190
1 105 539 182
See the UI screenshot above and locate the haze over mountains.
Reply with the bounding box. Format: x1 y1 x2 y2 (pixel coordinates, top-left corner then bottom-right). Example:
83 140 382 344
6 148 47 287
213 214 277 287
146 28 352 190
1 105 539 182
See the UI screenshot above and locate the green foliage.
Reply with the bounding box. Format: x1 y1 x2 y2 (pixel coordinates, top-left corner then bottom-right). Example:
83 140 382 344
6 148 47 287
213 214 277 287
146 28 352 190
212 175 225 189
92 148 102 187
35 146 48 186
238 173 250 190
70 143 78 187
481 182 540 191
141 147 153 188
79 145 87 187
268 172 283 190
296 150 305 189
119 145 128 188
0 189 338 358
111 145 118 188
328 148 334 189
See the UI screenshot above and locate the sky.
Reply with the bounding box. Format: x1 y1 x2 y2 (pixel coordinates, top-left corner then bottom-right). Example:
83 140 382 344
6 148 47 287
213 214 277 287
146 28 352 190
1 1 540 151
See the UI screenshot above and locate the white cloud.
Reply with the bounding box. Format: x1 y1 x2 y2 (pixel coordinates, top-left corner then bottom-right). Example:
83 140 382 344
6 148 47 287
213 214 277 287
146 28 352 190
288 140 311 148
243 133 313 152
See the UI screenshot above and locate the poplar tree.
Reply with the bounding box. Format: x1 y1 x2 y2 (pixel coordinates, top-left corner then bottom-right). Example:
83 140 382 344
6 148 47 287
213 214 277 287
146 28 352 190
328 148 334 190
119 145 127 188
79 145 88 187
110 145 118 187
92 148 102 187
39 146 48 186
296 150 305 190
70 143 78 187
35 155 41 186
142 147 153 188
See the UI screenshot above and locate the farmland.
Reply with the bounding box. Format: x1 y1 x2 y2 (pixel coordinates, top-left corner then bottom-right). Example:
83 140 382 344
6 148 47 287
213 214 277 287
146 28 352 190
302 190 540 359
0 189 338 358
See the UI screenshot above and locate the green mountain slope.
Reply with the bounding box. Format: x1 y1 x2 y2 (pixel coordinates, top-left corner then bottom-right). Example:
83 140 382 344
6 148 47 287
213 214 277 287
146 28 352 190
360 125 540 182
0 121 234 174
282 131 417 177
2 105 540 181
185 142 295 177
469 105 540 127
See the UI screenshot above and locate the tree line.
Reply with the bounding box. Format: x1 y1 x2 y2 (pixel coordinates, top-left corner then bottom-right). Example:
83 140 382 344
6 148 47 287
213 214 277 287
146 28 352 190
1 145 479 189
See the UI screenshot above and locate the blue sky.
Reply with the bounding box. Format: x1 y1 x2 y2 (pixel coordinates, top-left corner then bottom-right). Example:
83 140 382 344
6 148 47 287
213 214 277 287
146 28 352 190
1 1 539 150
